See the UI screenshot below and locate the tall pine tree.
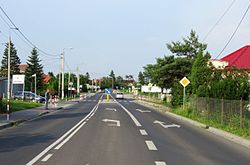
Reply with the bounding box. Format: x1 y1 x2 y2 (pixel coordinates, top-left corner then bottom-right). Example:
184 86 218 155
25 48 44 92
0 41 21 77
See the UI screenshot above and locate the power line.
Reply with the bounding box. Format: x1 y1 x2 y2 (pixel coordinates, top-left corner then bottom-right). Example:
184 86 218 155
0 6 59 57
216 3 250 59
202 0 237 42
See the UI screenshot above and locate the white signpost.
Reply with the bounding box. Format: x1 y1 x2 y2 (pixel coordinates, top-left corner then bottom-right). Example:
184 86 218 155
179 77 190 109
12 75 25 97
13 75 25 84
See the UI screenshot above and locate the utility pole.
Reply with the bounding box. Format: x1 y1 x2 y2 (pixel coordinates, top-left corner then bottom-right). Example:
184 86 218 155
7 36 11 121
61 52 64 100
68 71 71 98
77 67 80 96
61 47 72 99
58 68 61 97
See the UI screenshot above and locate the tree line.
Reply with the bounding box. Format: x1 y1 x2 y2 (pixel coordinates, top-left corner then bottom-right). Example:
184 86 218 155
0 41 91 96
138 30 250 106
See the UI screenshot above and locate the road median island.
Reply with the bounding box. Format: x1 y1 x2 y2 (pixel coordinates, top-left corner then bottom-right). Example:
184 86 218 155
133 96 250 149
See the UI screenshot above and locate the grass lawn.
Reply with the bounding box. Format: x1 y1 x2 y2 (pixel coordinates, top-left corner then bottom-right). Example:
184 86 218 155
0 99 43 113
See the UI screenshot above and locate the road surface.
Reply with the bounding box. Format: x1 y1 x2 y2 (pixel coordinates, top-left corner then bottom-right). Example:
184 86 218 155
0 93 249 165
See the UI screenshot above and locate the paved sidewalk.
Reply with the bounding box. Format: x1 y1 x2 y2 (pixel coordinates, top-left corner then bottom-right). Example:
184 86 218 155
0 100 79 130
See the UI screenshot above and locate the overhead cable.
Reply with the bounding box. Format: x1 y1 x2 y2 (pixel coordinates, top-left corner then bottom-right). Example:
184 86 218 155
0 6 59 57
216 3 250 59
202 0 237 42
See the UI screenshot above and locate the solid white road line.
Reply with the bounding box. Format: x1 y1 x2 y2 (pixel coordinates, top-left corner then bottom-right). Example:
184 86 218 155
41 154 53 162
26 95 103 165
139 129 148 136
110 95 142 127
145 140 158 151
54 122 86 150
155 161 167 165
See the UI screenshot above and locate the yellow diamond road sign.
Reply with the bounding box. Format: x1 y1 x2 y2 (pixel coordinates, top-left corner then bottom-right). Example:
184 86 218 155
179 77 190 87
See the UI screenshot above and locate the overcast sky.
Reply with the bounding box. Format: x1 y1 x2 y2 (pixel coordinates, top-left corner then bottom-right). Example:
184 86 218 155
0 0 250 79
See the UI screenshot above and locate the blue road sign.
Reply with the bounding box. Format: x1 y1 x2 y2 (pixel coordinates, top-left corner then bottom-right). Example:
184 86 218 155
105 88 111 94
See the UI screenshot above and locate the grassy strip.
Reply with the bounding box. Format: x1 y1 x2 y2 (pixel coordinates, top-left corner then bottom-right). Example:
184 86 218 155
0 100 42 113
171 107 250 139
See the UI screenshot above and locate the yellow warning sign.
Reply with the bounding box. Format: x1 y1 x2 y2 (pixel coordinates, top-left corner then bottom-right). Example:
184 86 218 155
179 77 190 87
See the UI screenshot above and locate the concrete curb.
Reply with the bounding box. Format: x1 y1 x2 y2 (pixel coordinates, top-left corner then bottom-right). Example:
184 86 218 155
134 98 250 149
0 105 66 131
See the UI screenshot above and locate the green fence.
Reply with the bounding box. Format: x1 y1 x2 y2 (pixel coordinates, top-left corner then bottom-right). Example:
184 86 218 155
187 97 250 136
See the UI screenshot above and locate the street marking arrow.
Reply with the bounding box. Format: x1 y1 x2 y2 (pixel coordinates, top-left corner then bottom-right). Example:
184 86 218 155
105 108 117 111
153 120 180 128
136 109 151 113
102 119 120 127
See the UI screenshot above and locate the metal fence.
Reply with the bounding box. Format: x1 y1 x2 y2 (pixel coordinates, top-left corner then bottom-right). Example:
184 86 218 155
187 97 250 131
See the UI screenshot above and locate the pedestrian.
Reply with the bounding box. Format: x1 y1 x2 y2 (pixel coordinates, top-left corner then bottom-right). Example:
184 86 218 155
45 89 50 110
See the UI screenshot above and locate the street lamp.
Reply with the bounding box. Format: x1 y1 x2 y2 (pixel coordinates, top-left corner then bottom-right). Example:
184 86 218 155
61 47 72 100
32 74 36 99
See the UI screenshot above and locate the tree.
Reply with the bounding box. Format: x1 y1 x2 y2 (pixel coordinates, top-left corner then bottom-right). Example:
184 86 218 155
190 49 211 95
166 30 207 58
25 48 44 92
109 70 116 88
0 41 21 77
138 71 145 85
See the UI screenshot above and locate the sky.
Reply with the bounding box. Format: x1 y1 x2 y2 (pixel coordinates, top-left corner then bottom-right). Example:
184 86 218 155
0 0 250 79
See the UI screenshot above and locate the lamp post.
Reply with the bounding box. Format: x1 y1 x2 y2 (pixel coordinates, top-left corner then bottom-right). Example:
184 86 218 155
32 74 36 98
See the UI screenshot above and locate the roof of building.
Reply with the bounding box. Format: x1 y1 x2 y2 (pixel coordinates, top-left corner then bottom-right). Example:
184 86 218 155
19 64 28 73
43 74 51 84
220 45 250 69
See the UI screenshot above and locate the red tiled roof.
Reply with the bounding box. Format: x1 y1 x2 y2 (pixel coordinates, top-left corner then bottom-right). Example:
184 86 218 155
220 45 250 69
43 74 51 84
19 64 28 73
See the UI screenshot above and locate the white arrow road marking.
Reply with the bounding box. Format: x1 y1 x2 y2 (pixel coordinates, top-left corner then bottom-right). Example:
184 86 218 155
105 108 117 111
155 161 167 165
136 109 151 113
102 119 120 127
154 120 181 128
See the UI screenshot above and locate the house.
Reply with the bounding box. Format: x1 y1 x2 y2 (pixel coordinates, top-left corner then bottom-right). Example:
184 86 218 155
19 64 28 74
220 45 250 69
210 45 250 70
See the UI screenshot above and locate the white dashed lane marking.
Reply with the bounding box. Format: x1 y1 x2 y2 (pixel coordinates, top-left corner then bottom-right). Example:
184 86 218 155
139 129 148 136
145 140 158 151
41 154 53 162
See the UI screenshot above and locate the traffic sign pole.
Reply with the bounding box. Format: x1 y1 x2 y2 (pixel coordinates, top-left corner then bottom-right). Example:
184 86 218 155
179 77 190 110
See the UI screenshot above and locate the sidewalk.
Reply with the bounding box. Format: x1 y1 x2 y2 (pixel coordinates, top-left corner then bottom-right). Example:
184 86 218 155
0 100 79 130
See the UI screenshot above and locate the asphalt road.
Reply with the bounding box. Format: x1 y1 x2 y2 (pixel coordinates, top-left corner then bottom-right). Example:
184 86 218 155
0 93 250 165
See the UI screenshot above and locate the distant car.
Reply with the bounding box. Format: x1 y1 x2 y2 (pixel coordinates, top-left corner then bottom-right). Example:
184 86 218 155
35 95 45 103
115 93 124 99
13 91 45 103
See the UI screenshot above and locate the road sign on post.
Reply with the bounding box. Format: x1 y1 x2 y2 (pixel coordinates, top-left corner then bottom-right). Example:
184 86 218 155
179 77 190 109
105 88 111 102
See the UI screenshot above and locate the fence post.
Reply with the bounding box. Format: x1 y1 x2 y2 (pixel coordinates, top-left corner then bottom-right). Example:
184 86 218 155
221 97 224 125
240 97 243 129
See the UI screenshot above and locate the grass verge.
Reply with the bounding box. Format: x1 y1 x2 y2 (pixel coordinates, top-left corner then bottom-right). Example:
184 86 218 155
0 99 42 113
170 106 250 140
